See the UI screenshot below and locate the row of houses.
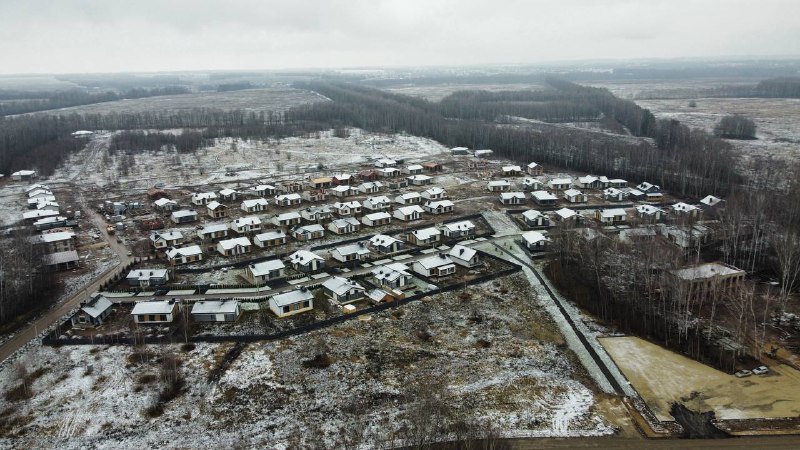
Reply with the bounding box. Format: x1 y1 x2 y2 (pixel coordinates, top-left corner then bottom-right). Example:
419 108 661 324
18 183 81 271
520 201 709 229
487 175 641 193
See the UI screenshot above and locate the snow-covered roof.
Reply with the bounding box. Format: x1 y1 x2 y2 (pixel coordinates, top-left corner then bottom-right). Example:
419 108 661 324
248 260 285 277
275 211 301 221
604 187 623 196
672 263 744 281
34 231 74 243
358 181 384 189
416 254 454 270
199 223 229 234
322 276 366 296
288 250 323 264
502 165 522 172
487 180 511 187
412 227 440 241
43 250 79 265
275 193 302 201
218 237 251 250
330 185 353 193
25 184 48 192
522 210 545 220
271 289 313 307
171 210 197 218
636 205 662 215
207 201 225 210
329 217 360 229
233 216 262 227
564 189 583 197
527 162 540 168
370 234 401 246
372 263 411 283
242 198 269 208
127 269 169 281
251 184 276 191
154 198 177 207
23 210 59 220
397 192 421 200
523 177 542 186
294 224 324 233
700 195 723 207
425 200 455 210
449 244 477 261
406 164 423 170
192 192 217 200
81 295 112 319
407 174 432 181
549 178 572 185
599 208 627 218
522 230 548 245
365 212 392 221
333 201 361 209
396 205 424 215
28 189 53 198
219 188 237 196
672 202 699 213
334 243 371 257
423 187 446 196
364 195 391 205
12 170 36 176
531 191 557 201
166 245 202 258
555 208 578 219
442 220 475 232
500 192 526 200
636 182 659 191
131 301 175 315
255 230 287 241
33 216 67 226
191 300 239 315
150 231 183 242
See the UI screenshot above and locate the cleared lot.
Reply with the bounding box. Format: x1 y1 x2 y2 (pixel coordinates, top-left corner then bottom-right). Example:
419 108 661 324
599 336 800 422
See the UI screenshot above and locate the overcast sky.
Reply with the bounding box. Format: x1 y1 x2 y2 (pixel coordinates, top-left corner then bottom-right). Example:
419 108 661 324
1 0 798 74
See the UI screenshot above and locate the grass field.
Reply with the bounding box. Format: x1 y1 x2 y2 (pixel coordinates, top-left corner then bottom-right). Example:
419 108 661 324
599 336 800 422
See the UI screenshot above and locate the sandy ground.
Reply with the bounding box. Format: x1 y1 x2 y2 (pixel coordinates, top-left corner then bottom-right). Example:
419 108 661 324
599 336 800 422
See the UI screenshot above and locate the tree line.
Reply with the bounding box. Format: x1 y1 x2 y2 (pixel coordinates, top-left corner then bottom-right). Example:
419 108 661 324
0 86 191 116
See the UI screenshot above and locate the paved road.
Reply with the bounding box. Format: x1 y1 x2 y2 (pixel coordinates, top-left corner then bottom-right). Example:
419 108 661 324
0 184 132 364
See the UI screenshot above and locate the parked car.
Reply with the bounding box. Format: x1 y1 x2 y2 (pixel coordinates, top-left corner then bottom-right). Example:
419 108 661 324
735 369 752 378
753 366 769 375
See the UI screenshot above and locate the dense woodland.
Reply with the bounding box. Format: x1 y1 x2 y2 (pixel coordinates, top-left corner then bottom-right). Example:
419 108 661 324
713 115 757 139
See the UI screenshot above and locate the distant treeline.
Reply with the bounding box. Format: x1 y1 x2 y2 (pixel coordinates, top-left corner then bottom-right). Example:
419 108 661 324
0 86 191 116
639 77 800 100
109 130 207 154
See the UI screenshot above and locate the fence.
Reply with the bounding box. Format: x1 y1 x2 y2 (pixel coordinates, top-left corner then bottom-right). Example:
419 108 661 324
42 249 521 347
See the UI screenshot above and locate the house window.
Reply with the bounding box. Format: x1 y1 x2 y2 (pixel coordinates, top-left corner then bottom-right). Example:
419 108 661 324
302 301 310 308
79 316 86 323
283 306 290 314
138 315 145 322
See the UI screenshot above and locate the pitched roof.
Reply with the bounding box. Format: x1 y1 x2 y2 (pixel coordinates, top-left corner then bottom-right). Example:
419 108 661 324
322 276 366 296
522 230 548 245
288 250 323 264
248 260 285 276
271 289 313 307
191 300 239 315
131 301 175 315
218 237 251 250
81 295 112 318
166 245 202 258
449 244 477 261
416 254 454 269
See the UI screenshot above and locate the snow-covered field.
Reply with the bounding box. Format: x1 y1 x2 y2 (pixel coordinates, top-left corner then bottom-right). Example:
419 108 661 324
49 129 451 190
0 274 614 448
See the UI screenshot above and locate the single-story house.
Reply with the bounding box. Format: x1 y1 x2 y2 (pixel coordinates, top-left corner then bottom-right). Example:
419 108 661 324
636 204 665 222
322 276 366 304
246 259 286 284
301 190 328 202
241 198 269 213
421 187 447 201
288 250 325 272
150 231 184 249
166 245 203 265
395 192 422 205
596 208 628 225
374 158 397 168
308 176 333 189
369 234 404 253
131 300 177 324
191 192 217 206
333 200 362 216
291 224 325 241
11 169 37 181
218 188 239 202
272 211 302 227
408 227 441 246
71 294 113 327
278 181 303 193
448 244 480 267
329 185 356 198
548 178 573 190
671 202 701 219
522 178 543 191
402 164 424 175
191 300 241 322
216 237 252 256
603 187 626 202
500 192 526 205
331 242 371 262
328 217 361 235
254 230 287 248
442 220 476 239
300 205 333 222
563 189 588 203
636 182 660 193
487 180 511 192
502 165 522 176
198 223 229 241
231 216 262 234
357 181 384 194
474 149 494 158
451 146 470 155
371 263 413 289
126 269 170 287
554 207 582 224
269 289 314 318
393 205 424 222
531 190 558 206
424 200 454 215
700 195 724 210
576 175 609 190
153 198 177 211
378 167 401 178
170 209 198 224
362 196 392 211
250 184 276 197
42 250 79 271
422 161 443 172
274 193 302 207
333 173 352 185
413 254 457 277
522 210 549 227
407 174 433 186
362 211 392 227
522 230 548 251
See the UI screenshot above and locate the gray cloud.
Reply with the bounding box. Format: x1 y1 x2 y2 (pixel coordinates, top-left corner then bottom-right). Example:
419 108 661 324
0 0 797 74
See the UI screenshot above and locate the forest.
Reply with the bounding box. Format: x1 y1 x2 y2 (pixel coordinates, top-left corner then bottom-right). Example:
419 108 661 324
0 86 191 116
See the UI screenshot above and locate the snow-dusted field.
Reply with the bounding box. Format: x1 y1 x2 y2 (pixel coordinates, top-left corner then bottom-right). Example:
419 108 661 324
0 274 614 448
49 129 451 190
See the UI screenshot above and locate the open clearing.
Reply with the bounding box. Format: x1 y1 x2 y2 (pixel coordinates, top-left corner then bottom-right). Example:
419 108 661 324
30 87 327 116
600 336 800 422
382 83 547 101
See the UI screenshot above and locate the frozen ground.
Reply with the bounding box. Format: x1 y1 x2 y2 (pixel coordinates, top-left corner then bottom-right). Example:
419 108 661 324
29 88 327 116
0 183 27 227
0 274 614 448
382 83 547 102
49 129 451 190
